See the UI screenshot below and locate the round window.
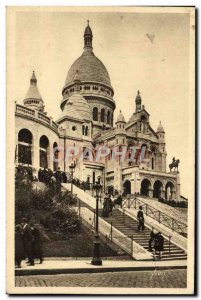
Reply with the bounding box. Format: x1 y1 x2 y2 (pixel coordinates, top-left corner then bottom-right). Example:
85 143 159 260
72 126 77 131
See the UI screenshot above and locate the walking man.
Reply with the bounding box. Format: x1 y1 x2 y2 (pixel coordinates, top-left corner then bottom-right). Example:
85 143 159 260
21 218 35 266
137 206 144 231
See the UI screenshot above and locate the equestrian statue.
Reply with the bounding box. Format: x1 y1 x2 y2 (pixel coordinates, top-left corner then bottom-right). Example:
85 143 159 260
169 157 180 172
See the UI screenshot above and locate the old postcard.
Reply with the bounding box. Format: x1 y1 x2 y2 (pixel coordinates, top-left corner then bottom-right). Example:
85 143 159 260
7 6 195 294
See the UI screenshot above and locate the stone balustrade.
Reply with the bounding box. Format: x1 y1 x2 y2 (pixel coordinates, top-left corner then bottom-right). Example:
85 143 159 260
15 103 59 132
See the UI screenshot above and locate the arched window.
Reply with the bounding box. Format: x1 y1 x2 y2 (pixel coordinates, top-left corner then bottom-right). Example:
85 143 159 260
85 126 88 136
93 107 98 121
139 144 147 164
107 111 110 124
39 135 49 169
140 115 146 133
18 129 33 165
151 147 156 170
82 125 85 135
101 108 105 123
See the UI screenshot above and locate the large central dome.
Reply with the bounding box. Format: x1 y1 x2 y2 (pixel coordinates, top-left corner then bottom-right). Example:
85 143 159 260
61 21 115 134
65 50 112 87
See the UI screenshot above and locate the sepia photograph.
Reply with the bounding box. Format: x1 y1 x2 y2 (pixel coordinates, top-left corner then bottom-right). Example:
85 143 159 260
6 6 195 294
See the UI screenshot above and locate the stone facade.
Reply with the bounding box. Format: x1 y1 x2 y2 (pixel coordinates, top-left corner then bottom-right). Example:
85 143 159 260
15 22 181 201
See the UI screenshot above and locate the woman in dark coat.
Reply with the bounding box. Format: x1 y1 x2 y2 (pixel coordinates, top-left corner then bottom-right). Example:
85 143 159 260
114 194 123 208
15 224 25 268
154 232 164 259
102 194 111 217
31 224 43 264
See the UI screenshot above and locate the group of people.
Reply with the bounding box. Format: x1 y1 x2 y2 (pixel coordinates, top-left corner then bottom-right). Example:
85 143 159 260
15 165 34 183
102 193 123 217
149 228 164 260
15 218 44 268
38 167 69 185
137 206 164 259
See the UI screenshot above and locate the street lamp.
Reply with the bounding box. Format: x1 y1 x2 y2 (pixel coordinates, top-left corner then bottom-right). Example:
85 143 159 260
69 161 76 194
87 175 91 191
91 177 102 266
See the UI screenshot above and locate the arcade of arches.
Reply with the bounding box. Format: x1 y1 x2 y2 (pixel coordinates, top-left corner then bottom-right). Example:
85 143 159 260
17 128 60 171
123 178 176 200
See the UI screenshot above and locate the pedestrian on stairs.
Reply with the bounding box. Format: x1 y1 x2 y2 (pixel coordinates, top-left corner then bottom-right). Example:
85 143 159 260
102 193 110 217
137 206 144 231
148 227 156 251
153 231 164 260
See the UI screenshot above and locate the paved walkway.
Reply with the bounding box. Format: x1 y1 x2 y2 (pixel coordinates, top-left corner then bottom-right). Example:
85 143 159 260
15 258 187 276
15 269 187 288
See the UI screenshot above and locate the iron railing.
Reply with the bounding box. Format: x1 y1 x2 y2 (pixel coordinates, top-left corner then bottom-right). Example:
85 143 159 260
122 197 187 237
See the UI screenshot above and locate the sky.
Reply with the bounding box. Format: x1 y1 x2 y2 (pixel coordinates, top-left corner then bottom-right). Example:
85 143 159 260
10 8 194 197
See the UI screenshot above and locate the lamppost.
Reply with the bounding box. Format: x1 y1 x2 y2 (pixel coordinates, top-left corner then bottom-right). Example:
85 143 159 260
87 175 91 191
69 161 76 194
91 177 102 266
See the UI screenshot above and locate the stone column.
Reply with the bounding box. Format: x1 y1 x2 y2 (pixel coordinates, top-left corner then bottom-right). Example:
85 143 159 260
132 169 141 194
161 189 166 199
130 179 135 194
48 142 54 171
148 188 153 198
175 173 181 201
98 110 101 123
15 131 18 165
171 190 176 201
114 161 122 194
32 134 40 177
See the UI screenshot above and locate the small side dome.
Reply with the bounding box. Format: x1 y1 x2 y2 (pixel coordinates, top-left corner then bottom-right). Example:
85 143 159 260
24 71 42 101
116 110 126 123
157 121 165 133
59 102 82 121
23 71 45 112
68 93 92 121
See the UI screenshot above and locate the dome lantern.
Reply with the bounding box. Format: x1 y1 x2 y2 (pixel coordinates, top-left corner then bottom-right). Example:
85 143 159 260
30 70 37 85
84 20 93 50
135 90 142 112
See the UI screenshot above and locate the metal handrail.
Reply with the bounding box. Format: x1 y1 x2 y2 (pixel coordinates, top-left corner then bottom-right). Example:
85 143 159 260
122 197 187 237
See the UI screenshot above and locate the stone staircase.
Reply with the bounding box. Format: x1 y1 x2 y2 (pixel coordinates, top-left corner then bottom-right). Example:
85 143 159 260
62 183 187 261
100 209 187 261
